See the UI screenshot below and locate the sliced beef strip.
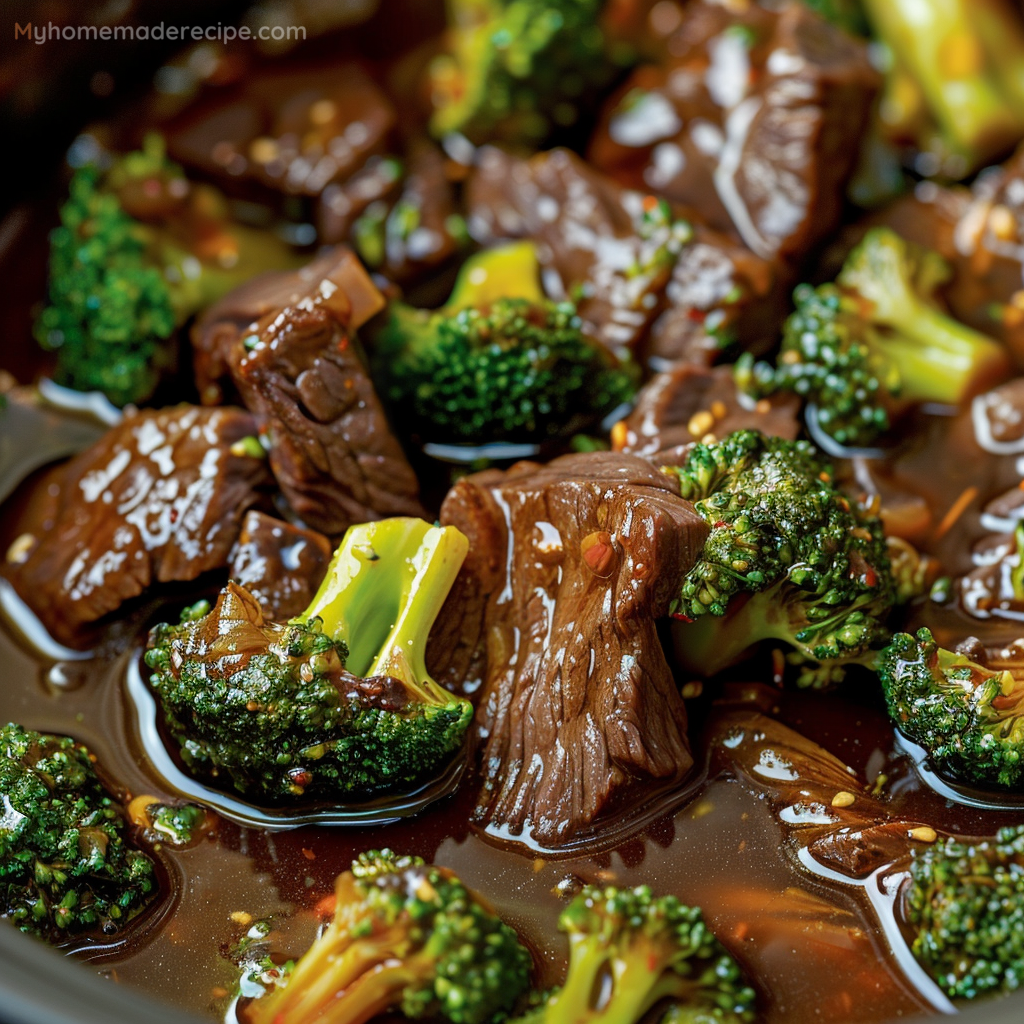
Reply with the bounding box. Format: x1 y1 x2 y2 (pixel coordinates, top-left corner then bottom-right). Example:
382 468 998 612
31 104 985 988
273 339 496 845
229 510 332 621
192 246 383 406
437 451 709 848
588 0 879 264
465 146 785 361
615 364 801 456
224 248 426 535
8 406 272 644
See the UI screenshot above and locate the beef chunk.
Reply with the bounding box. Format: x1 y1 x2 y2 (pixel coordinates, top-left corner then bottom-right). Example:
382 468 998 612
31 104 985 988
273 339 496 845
588 0 879 264
219 248 425 534
465 146 785 361
229 510 332 620
8 406 272 643
614 364 800 456
318 139 464 283
192 247 383 406
438 452 709 847
166 64 397 206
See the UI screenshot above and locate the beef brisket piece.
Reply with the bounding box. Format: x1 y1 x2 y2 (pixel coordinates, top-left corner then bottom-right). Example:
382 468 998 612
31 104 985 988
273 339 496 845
8 406 272 644
201 246 426 535
588 0 879 264
229 510 332 620
615 364 800 457
465 146 785 363
438 451 709 847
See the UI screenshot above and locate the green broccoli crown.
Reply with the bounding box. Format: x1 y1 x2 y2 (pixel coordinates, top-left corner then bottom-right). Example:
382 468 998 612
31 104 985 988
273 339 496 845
0 723 157 941
664 430 895 686
247 848 532 1024
35 156 176 406
429 0 618 146
736 228 1008 449
146 519 472 803
877 628 1024 789
541 884 756 1024
379 296 635 443
905 824 1024 1000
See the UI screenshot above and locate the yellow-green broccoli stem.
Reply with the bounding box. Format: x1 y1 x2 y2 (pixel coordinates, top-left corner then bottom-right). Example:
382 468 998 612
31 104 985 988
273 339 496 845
301 518 469 696
837 229 1009 407
862 0 1024 169
444 240 546 311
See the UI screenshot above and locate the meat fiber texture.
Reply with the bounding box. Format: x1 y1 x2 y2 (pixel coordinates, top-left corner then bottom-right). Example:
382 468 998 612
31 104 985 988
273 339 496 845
9 405 272 644
437 451 710 848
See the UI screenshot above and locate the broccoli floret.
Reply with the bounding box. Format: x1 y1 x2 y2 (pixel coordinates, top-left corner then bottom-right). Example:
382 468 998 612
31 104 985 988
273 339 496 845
429 0 621 146
373 242 636 444
663 430 895 687
36 134 299 406
145 518 473 803
862 0 1024 174
904 824 1024 1000
0 723 157 941
877 628 1024 789
518 885 755 1024
144 803 207 846
244 848 532 1024
736 228 1009 449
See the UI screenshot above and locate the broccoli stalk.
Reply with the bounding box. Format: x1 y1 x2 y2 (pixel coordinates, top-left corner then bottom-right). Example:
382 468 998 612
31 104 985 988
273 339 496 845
861 0 1024 171
145 518 473 803
429 0 620 146
520 885 756 1024
904 824 1024 1000
736 228 1009 449
877 627 1024 788
245 849 532 1024
373 242 637 444
0 723 157 942
36 134 300 406
664 430 896 688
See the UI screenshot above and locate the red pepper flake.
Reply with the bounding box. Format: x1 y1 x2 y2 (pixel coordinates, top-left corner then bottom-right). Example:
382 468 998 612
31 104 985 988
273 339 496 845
301 848 316 861
672 611 694 623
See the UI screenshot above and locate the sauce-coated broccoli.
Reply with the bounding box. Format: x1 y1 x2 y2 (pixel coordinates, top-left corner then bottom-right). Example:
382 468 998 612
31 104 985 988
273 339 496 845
145 518 472 803
736 227 1009 449
877 627 1024 789
429 0 621 146
0 723 157 942
664 430 896 687
244 848 532 1024
373 242 637 444
905 824 1024 1000
516 884 756 1024
36 134 299 406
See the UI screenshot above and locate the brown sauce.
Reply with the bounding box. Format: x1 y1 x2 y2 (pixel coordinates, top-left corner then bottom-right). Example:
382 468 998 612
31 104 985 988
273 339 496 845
0 412 1021 1024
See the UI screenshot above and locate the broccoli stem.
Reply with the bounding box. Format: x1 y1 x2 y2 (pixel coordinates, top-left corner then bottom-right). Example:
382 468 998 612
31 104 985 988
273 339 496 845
444 241 546 311
862 0 1024 158
300 518 468 689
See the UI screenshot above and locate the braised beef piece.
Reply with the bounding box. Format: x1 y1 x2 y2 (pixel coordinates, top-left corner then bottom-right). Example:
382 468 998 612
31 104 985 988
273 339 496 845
588 0 879 265
166 64 397 206
707 710 938 879
221 247 425 535
7 406 272 644
165 64 462 284
318 139 463 283
465 146 786 364
874 144 1024 367
192 247 383 406
614 364 800 456
229 510 332 621
436 451 709 847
